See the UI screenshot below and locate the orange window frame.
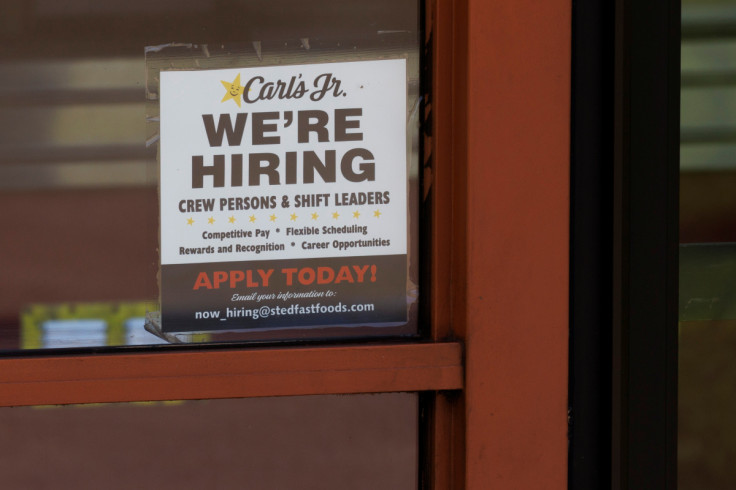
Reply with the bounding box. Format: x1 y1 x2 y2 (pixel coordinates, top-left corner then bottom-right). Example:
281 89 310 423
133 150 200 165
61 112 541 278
0 0 570 487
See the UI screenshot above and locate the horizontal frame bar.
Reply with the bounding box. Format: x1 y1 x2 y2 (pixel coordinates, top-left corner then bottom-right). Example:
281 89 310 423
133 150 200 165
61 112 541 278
0 342 463 407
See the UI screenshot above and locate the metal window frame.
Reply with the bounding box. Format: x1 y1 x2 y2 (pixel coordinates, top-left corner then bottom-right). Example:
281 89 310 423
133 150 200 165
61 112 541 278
569 0 679 488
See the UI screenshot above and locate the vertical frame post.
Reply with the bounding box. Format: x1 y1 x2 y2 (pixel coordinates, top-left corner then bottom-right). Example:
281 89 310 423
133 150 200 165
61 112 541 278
612 0 679 487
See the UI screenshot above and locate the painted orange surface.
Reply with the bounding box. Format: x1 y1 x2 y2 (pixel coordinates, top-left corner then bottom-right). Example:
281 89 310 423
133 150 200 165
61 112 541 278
463 0 571 488
0 343 462 407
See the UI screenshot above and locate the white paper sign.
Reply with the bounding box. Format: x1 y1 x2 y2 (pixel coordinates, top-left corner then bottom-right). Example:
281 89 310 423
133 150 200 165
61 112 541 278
159 59 409 332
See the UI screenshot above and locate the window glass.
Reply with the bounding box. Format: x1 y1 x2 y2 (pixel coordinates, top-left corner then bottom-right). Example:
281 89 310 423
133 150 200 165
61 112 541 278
0 0 420 350
680 1 736 487
0 393 418 490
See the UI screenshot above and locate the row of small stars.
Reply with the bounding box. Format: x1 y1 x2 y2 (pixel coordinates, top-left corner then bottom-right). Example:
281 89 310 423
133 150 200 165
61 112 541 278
186 209 382 225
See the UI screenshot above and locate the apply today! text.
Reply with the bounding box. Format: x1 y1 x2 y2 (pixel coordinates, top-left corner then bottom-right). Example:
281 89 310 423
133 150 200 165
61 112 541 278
192 264 378 289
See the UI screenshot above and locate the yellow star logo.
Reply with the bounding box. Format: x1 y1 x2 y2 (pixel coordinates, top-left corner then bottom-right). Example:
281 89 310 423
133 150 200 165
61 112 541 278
332 211 340 219
249 214 256 223
373 210 381 218
208 217 215 224
353 211 360 219
269 214 277 222
229 216 236 224
221 74 245 107
311 212 319 220
290 213 298 221
186 217 194 225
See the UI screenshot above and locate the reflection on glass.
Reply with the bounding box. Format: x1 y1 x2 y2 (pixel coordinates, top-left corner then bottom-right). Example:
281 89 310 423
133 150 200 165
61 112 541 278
21 302 200 349
680 1 736 487
0 393 418 490
0 0 420 350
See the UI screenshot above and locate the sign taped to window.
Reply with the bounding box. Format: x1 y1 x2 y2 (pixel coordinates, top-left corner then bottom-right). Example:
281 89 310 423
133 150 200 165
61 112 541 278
159 59 411 333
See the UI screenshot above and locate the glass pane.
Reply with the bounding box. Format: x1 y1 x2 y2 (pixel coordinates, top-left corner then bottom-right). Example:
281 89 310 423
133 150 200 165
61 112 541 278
0 0 421 351
0 393 418 489
680 1 736 487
